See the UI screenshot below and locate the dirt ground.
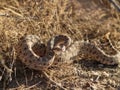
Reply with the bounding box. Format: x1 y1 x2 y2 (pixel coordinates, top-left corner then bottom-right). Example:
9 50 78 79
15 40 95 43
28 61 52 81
0 0 120 90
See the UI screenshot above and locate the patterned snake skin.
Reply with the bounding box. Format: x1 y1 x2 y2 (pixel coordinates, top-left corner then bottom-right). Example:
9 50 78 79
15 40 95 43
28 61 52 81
16 34 119 70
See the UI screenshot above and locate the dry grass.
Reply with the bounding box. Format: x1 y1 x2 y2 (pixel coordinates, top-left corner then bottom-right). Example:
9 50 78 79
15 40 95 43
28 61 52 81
0 0 120 90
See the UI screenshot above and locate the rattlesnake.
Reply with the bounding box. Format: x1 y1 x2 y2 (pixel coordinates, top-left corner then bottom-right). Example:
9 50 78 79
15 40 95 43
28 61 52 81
16 34 119 70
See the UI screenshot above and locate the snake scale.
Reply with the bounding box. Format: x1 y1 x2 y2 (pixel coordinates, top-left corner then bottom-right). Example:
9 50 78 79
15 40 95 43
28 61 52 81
16 34 119 70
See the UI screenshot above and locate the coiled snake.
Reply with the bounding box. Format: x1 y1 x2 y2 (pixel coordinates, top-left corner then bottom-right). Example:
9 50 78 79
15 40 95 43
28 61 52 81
16 34 119 70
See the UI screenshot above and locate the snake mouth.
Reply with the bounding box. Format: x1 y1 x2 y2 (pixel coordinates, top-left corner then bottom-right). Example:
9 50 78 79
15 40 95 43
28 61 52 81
52 46 66 55
53 45 66 51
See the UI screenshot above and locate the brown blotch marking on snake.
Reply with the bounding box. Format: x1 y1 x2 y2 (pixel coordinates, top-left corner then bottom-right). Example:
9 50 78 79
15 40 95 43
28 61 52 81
33 65 39 69
23 46 28 50
24 59 28 63
110 60 114 64
18 50 22 54
28 59 32 63
23 51 27 56
29 53 33 58
42 62 47 66
99 56 106 64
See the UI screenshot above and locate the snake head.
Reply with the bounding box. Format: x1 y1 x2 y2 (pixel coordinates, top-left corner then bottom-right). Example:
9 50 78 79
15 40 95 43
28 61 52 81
48 34 72 55
52 45 66 55
53 41 66 51
48 35 72 52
